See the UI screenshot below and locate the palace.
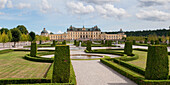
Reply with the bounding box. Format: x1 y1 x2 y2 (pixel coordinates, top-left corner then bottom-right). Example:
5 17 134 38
41 25 126 41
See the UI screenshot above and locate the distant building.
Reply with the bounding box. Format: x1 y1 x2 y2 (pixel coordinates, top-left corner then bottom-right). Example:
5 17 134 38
41 25 126 41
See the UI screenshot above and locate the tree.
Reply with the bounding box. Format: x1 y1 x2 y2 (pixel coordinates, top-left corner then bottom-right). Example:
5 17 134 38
11 28 22 47
0 28 9 34
7 30 12 48
50 32 54 34
1 31 9 48
29 31 35 42
21 34 29 41
17 25 28 34
0 32 2 43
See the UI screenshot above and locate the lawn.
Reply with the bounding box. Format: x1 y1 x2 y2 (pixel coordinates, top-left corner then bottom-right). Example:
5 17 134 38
0 51 51 79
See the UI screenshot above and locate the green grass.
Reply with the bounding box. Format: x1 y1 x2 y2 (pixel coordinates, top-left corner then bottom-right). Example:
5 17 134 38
0 51 51 79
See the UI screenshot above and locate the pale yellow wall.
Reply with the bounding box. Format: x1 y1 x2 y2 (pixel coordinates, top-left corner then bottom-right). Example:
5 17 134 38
42 30 126 40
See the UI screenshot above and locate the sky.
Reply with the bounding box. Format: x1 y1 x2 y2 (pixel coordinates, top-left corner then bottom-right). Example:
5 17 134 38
0 0 170 34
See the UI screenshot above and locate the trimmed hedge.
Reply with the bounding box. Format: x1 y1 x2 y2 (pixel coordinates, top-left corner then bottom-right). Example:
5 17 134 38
30 43 37 57
0 78 51 84
101 58 170 85
113 58 145 76
86 40 91 51
52 45 70 83
124 41 133 56
74 40 76 45
133 40 136 45
108 40 112 47
24 54 53 63
0 49 13 54
145 45 169 80
51 40 56 47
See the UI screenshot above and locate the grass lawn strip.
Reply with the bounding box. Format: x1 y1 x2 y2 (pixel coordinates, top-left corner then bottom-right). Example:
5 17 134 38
0 51 51 78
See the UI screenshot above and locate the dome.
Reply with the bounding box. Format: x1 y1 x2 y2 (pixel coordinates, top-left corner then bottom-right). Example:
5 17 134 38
41 28 48 33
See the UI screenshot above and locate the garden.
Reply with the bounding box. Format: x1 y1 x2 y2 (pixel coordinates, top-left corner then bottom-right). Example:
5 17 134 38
85 41 170 85
0 42 76 85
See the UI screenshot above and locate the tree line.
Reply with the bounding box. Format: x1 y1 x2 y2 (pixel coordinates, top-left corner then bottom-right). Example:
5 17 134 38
106 28 170 36
0 25 50 47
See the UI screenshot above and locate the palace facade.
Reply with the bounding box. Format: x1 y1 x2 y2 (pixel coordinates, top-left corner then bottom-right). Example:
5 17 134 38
41 26 126 41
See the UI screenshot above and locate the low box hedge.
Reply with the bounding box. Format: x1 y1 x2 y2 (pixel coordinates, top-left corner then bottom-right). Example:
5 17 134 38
0 78 51 85
0 49 13 54
24 54 53 63
100 58 170 85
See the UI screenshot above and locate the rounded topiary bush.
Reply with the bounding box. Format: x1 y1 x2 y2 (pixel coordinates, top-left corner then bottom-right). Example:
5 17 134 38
30 42 37 57
124 41 133 56
86 40 91 51
145 45 169 80
62 40 66 45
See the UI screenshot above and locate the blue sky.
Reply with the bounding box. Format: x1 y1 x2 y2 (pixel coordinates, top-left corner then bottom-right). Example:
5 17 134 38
0 0 170 34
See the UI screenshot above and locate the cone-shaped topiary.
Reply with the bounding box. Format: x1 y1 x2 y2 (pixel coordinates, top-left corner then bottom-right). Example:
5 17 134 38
52 45 70 83
108 40 112 47
151 40 154 45
145 45 169 80
51 40 56 47
30 42 37 57
124 41 133 56
133 40 136 45
86 40 91 51
101 40 104 44
155 40 159 45
74 40 76 45
39 40 42 44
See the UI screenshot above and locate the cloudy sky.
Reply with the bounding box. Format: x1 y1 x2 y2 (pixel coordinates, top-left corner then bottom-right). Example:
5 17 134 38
0 0 170 34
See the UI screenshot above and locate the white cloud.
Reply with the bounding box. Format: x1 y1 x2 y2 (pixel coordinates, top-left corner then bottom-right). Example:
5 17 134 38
7 0 13 8
17 3 31 9
0 0 7 9
136 10 170 21
67 2 94 14
95 4 129 19
40 0 51 13
0 27 2 29
139 0 170 7
57 30 64 34
79 0 119 4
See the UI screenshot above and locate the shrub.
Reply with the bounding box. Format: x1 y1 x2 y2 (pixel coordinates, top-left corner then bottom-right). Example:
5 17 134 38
101 40 104 44
86 40 91 51
124 41 133 56
150 40 154 45
133 40 136 45
74 40 76 45
155 40 159 45
51 40 56 47
108 40 112 47
145 45 169 80
76 41 79 47
30 43 37 57
144 40 147 44
39 40 42 44
105 40 108 45
62 40 66 45
52 45 70 83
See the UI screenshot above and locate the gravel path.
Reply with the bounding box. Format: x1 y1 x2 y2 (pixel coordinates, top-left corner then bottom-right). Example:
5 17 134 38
72 60 137 85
